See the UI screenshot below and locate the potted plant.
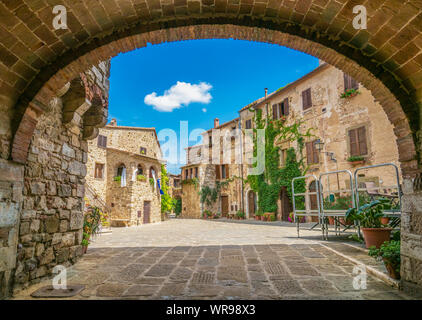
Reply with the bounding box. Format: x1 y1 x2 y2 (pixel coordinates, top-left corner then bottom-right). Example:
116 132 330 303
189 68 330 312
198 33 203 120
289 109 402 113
137 174 146 181
236 211 245 220
369 240 400 280
82 206 102 253
114 175 121 183
347 155 365 165
380 217 390 225
346 199 393 248
340 88 361 99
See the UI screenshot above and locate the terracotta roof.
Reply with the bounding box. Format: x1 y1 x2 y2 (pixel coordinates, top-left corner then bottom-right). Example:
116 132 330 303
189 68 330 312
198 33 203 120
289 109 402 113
106 147 164 163
204 117 240 133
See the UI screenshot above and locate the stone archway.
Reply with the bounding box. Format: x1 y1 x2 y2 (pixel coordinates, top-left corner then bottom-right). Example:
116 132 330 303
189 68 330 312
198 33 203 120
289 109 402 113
1 1 422 297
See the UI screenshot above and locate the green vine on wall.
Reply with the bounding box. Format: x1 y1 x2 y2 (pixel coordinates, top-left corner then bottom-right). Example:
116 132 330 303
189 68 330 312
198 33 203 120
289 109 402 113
246 108 314 214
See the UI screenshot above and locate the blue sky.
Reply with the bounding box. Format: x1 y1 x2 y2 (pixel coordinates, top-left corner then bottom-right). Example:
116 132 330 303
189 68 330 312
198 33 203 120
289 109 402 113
108 39 319 174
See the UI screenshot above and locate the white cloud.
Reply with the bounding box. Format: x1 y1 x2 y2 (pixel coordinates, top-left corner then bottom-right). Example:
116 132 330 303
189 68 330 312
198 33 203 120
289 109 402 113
144 81 212 112
202 108 207 113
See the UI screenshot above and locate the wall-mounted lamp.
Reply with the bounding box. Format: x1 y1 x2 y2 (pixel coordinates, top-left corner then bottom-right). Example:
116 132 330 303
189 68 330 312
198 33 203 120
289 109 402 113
315 139 324 151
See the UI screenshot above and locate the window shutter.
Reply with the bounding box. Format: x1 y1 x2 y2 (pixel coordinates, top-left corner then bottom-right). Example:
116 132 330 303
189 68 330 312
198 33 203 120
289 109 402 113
97 136 101 147
306 142 312 164
103 136 107 147
215 165 220 179
349 129 359 156
302 89 312 110
272 104 278 119
344 73 350 91
284 98 289 116
312 141 319 164
302 90 307 110
226 165 229 178
351 78 359 90
307 89 312 108
357 126 367 155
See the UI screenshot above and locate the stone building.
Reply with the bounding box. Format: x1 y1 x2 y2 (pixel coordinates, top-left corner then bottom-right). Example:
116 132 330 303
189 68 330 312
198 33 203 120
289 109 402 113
86 120 164 227
181 62 401 221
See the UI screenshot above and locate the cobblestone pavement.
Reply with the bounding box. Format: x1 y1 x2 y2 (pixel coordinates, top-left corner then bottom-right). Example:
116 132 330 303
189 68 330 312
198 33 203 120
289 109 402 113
14 219 413 300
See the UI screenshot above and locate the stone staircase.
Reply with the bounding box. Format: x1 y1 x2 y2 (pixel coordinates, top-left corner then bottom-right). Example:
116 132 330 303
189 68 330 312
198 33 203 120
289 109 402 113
84 183 112 233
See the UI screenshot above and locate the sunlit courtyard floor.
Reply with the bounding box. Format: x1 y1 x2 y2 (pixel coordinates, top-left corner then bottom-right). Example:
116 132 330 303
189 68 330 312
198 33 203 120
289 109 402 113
13 219 415 300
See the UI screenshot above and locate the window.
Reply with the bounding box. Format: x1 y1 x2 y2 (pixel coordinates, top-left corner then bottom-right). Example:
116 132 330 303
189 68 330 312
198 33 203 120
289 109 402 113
215 165 220 179
185 169 188 180
194 167 198 178
344 73 359 91
221 164 228 179
97 135 107 148
306 140 319 164
209 135 212 146
273 98 290 120
280 98 289 116
117 165 125 177
245 119 252 129
140 147 147 155
94 163 104 179
348 126 368 156
137 164 144 175
189 168 193 179
302 88 312 110
279 149 287 167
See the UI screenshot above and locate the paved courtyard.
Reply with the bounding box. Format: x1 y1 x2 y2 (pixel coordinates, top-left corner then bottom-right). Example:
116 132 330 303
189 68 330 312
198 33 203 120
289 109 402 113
14 219 413 300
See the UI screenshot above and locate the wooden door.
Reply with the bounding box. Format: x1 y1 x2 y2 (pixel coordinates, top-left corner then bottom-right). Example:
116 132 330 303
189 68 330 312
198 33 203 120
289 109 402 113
309 182 319 222
248 191 256 216
280 187 292 221
143 201 151 224
221 196 229 216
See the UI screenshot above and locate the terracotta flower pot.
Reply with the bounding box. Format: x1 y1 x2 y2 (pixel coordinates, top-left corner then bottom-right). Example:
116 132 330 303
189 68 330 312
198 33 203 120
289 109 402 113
361 228 392 249
328 217 335 225
255 216 260 221
82 245 88 254
380 217 390 225
383 259 400 280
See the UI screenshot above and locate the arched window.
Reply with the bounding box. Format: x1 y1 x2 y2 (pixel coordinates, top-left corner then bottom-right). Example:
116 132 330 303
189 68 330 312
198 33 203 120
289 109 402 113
116 163 126 187
149 166 156 179
137 164 144 175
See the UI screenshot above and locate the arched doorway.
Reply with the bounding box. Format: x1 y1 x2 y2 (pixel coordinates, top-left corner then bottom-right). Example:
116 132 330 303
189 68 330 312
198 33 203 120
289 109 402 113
247 190 257 218
279 187 292 222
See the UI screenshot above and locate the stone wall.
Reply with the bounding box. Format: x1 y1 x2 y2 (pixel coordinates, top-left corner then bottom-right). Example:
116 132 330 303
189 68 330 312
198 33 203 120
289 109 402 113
0 160 23 298
1 61 111 296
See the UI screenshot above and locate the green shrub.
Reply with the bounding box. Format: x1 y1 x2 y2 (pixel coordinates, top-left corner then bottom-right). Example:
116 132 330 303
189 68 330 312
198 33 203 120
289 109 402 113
368 240 400 274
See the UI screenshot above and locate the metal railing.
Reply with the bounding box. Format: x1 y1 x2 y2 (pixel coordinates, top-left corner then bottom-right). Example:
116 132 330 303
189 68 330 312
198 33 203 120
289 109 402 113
291 163 402 240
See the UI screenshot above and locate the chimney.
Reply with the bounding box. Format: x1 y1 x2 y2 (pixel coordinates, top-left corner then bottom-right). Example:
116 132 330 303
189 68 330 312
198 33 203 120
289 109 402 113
214 118 219 128
264 88 268 97
109 118 117 126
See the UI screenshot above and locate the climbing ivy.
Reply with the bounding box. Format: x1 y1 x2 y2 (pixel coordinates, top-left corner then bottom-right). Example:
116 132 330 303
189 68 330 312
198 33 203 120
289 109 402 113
199 177 239 207
160 164 174 213
246 109 314 214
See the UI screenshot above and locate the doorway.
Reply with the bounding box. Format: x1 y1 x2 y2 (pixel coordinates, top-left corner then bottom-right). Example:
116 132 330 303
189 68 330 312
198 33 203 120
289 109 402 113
221 195 229 217
143 201 151 224
279 187 292 222
248 190 256 218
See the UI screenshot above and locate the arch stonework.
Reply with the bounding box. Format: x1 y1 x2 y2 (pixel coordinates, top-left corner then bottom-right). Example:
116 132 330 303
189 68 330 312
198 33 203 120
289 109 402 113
7 23 420 177
1 1 422 296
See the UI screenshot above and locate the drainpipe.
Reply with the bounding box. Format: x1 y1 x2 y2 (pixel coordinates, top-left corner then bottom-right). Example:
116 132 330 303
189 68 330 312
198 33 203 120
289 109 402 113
264 88 268 125
238 118 245 215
